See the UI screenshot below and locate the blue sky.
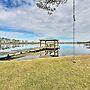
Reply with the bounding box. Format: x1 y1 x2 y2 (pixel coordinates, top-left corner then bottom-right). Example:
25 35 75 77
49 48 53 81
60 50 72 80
0 0 90 41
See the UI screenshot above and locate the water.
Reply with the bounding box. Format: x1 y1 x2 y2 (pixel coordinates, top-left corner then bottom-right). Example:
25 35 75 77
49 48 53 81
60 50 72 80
0 44 39 52
59 44 90 56
0 44 90 60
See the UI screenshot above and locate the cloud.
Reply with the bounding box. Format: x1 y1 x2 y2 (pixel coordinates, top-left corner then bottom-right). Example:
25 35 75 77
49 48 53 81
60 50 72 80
0 31 24 39
0 0 90 41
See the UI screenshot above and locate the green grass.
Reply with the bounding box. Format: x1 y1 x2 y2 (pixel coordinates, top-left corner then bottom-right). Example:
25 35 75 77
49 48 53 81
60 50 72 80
0 55 90 90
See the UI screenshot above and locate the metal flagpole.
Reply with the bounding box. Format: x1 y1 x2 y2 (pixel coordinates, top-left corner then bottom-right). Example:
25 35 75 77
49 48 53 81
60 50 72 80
73 0 76 61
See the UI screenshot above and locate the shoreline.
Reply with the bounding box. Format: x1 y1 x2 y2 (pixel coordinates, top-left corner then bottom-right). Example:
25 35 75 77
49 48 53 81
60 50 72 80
0 54 90 61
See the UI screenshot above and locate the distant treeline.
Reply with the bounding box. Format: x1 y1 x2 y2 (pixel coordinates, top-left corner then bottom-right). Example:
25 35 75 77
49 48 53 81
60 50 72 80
0 37 39 44
0 37 90 44
60 42 90 44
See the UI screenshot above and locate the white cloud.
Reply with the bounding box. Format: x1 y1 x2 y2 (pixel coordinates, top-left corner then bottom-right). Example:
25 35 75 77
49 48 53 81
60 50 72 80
0 0 90 41
0 31 24 39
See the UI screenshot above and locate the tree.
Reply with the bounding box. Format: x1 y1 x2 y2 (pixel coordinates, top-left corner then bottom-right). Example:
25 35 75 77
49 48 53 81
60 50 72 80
36 0 67 14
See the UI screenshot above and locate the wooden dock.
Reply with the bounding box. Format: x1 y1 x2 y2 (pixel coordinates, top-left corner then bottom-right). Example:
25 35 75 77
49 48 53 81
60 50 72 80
0 46 59 60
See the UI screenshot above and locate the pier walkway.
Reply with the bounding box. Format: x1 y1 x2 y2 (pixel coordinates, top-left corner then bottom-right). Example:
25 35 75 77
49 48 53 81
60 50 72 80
0 46 59 60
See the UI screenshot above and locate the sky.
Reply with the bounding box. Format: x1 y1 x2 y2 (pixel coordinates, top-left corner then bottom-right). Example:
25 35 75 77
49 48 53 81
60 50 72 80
0 0 90 42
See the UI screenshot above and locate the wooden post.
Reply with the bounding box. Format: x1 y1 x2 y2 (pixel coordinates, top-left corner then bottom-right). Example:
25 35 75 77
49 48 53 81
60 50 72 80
57 40 59 48
57 40 59 56
54 41 55 56
45 41 46 47
54 41 55 49
45 41 47 54
40 40 42 57
40 41 41 47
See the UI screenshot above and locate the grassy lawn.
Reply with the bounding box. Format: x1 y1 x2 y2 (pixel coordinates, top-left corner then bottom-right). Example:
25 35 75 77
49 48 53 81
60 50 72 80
0 55 90 90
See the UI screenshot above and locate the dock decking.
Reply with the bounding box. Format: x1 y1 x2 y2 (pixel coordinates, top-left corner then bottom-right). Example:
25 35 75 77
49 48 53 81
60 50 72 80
0 46 59 60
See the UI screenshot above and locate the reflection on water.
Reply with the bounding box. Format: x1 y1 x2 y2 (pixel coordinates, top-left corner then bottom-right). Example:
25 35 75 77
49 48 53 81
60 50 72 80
0 44 39 51
60 44 90 56
40 50 59 57
0 44 90 60
84 43 90 49
0 44 20 50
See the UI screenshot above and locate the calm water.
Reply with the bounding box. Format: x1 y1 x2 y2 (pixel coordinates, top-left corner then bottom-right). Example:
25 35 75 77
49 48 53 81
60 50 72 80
0 44 90 60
